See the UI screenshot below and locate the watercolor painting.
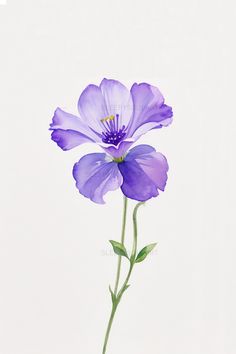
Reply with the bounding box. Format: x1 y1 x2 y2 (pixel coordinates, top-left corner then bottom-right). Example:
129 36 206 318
50 78 173 352
1 2 234 354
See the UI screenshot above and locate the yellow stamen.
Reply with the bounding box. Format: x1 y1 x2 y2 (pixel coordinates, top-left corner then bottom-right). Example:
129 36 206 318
100 115 115 123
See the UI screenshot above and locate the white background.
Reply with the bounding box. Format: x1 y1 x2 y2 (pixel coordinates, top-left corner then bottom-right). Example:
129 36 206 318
0 1 235 353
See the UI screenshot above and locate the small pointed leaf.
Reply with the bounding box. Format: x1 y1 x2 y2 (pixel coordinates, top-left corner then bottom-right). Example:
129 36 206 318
109 285 116 304
124 284 130 292
109 240 129 259
135 243 157 263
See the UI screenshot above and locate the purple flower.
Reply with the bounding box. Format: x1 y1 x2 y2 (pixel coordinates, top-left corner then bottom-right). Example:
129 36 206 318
50 79 173 204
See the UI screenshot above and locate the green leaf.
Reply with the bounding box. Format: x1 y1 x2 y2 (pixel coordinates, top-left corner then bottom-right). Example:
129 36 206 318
109 240 129 259
135 243 157 263
109 285 116 304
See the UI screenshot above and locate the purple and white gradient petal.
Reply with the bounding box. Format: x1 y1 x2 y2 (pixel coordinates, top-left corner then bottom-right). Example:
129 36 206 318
118 145 169 201
100 78 133 128
126 83 173 140
50 108 100 150
78 84 108 133
73 153 123 204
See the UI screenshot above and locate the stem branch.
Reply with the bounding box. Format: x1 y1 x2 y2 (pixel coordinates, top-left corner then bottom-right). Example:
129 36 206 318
102 201 144 354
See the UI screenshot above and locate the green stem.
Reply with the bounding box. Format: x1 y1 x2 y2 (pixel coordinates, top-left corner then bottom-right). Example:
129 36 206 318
114 196 128 296
102 201 144 354
130 202 143 262
102 304 118 354
117 202 144 299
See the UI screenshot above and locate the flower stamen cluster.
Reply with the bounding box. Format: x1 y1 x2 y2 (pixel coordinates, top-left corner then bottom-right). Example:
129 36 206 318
101 114 126 146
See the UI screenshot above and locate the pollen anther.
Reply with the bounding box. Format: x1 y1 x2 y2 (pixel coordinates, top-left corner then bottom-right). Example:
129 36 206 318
100 115 115 123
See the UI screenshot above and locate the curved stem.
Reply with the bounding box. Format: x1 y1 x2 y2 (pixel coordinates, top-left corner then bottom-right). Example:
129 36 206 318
117 202 144 300
130 202 143 262
102 201 144 354
114 196 128 295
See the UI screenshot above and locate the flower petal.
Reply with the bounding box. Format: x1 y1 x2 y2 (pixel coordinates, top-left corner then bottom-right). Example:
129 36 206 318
51 129 94 151
100 78 133 127
50 108 98 137
100 139 134 159
50 108 99 150
73 153 123 204
118 144 168 201
78 84 108 133
127 83 173 138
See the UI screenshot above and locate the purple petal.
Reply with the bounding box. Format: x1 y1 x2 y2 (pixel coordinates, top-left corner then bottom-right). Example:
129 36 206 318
130 113 173 140
127 83 173 138
118 144 168 201
50 108 99 150
78 84 108 133
100 78 133 127
51 129 94 151
73 153 123 204
101 139 134 159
